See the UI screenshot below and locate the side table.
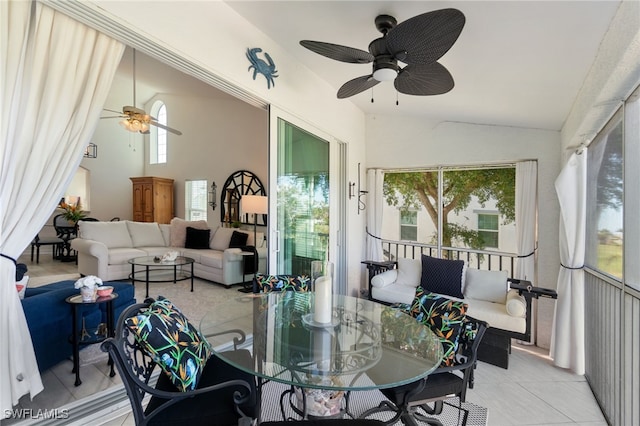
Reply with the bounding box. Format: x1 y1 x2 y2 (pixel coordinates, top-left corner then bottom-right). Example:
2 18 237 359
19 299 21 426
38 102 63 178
65 293 118 386
237 250 257 293
361 260 397 300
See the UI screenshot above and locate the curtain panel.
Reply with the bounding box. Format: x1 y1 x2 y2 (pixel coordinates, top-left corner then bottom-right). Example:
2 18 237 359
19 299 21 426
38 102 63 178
366 169 384 261
1 1 124 412
550 150 587 375
515 161 537 282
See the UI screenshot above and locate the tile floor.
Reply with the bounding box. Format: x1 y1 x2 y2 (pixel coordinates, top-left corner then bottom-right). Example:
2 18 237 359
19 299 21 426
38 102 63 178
10 251 608 425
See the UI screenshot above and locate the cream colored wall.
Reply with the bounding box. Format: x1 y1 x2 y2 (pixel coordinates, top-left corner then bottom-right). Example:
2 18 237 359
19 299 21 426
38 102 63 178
143 93 269 230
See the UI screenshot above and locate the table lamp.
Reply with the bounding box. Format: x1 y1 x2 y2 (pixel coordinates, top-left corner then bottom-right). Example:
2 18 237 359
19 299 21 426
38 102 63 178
242 194 268 247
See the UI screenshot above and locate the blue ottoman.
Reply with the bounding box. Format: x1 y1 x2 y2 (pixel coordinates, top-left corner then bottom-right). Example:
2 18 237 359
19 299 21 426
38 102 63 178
22 280 135 372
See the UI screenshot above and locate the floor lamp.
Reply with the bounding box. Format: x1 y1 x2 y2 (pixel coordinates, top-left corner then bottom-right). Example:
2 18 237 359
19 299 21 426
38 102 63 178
242 194 268 247
241 195 268 293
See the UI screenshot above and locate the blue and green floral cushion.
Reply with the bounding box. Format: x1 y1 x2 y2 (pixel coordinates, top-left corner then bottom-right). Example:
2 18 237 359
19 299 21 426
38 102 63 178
407 287 468 367
124 297 212 391
253 273 310 293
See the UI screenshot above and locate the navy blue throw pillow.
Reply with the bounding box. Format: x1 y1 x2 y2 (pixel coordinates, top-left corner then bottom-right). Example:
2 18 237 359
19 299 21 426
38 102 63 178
229 231 248 248
420 255 465 299
184 227 210 249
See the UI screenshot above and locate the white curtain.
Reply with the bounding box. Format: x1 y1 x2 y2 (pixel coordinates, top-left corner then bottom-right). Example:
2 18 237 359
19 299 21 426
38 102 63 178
550 150 587 375
515 161 537 282
1 1 124 412
366 169 384 261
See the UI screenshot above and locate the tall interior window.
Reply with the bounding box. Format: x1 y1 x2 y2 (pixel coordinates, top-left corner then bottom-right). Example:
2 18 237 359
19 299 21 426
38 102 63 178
585 111 623 280
185 180 208 221
150 101 167 164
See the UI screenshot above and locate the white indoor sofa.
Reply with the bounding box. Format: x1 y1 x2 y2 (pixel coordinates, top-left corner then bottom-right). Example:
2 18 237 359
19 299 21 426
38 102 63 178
369 256 551 368
71 218 266 287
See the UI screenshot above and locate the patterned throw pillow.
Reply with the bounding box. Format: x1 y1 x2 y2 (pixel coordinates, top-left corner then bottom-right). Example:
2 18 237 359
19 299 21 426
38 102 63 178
420 255 465 299
253 273 310 293
124 297 212 391
407 287 468 367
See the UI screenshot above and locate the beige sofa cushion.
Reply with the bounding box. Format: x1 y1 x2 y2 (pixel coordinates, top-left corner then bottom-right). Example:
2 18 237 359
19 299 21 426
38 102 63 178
78 221 133 248
169 218 209 247
464 268 508 304
126 221 166 247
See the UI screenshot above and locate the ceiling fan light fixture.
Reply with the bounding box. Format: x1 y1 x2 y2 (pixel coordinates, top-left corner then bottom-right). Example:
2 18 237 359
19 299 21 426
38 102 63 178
373 66 397 82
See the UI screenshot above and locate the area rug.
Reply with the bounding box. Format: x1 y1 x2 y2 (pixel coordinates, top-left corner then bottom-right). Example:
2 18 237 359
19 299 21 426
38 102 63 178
260 380 488 426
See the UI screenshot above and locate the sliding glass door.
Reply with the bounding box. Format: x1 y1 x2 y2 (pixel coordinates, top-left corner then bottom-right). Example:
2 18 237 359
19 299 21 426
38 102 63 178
273 118 330 275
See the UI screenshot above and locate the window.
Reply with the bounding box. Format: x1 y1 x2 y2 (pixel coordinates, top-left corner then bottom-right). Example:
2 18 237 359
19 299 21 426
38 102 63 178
185 180 208 221
150 101 167 164
477 213 499 248
585 111 623 280
400 210 417 241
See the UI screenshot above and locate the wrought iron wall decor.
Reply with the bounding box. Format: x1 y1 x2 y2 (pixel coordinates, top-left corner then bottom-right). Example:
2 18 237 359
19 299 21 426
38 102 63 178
220 170 267 226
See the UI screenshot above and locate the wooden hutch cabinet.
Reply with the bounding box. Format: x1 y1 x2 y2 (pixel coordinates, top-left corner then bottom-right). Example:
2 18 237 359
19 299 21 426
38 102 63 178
130 177 174 224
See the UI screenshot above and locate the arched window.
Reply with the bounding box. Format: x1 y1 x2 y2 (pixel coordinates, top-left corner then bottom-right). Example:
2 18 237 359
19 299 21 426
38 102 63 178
150 101 167 164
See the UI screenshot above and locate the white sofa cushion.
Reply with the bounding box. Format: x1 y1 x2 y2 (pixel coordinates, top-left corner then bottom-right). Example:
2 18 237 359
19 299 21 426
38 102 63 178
170 218 209 247
126 221 166 247
79 221 133 248
371 269 398 288
506 289 527 317
210 227 236 251
159 224 172 246
396 257 421 287
108 247 148 265
464 268 508 304
372 283 417 305
466 298 526 334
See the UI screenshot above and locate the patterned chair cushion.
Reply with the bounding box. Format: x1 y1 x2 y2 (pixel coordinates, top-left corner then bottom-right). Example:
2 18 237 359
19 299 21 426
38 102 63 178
253 273 310 293
407 287 468 367
124 297 212 391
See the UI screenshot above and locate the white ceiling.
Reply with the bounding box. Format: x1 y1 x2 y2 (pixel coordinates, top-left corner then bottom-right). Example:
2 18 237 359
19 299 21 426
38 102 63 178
222 0 621 131
106 1 623 133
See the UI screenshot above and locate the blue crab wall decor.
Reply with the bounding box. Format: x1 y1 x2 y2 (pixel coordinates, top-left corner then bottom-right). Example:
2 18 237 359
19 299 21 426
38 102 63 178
246 47 278 89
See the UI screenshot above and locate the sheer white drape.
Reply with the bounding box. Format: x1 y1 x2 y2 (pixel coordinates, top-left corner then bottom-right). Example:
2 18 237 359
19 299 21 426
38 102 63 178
515 161 537 283
1 1 124 412
366 169 384 261
550 150 587 375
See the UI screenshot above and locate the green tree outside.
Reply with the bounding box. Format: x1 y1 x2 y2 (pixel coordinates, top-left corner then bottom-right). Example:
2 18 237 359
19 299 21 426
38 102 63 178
383 168 516 249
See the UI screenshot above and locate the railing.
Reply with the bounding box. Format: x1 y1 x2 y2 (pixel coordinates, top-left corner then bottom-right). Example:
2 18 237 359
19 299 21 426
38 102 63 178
380 239 518 275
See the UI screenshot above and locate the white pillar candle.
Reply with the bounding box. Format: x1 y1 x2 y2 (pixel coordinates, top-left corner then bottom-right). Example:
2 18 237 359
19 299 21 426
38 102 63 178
313 275 333 323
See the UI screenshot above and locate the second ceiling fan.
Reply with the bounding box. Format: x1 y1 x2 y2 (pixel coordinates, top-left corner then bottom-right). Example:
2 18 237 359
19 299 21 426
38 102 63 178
102 49 182 136
300 8 465 99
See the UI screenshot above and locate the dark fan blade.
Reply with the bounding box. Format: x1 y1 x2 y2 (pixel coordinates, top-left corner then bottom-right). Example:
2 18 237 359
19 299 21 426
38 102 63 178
386 8 465 65
300 40 374 64
394 62 454 96
103 108 123 115
150 120 182 136
337 75 380 99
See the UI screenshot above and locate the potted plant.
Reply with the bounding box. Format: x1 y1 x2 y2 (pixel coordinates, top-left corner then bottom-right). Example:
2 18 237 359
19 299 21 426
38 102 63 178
74 275 103 302
59 200 87 224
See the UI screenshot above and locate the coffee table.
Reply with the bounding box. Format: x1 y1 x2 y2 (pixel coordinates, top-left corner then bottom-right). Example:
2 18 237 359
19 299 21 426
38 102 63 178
128 255 195 297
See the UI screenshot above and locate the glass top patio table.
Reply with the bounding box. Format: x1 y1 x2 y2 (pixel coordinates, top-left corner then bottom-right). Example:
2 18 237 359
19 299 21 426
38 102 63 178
199 292 442 391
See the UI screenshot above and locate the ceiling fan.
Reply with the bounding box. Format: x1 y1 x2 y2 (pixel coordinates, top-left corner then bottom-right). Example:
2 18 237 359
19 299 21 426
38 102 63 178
300 8 465 99
102 49 182 136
